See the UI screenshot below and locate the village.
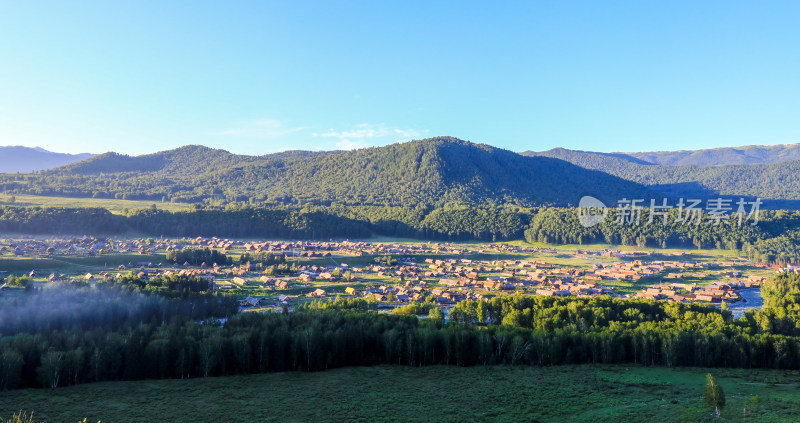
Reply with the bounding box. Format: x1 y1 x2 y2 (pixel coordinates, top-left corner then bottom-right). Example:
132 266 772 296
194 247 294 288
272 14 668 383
0 236 777 314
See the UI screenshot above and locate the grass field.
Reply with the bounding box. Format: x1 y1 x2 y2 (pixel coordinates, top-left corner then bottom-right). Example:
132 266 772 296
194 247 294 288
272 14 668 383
1 365 798 422
0 194 191 214
0 254 167 274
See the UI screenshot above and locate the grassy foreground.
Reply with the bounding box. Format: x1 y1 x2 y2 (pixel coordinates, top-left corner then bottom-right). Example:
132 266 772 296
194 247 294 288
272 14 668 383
1 365 799 422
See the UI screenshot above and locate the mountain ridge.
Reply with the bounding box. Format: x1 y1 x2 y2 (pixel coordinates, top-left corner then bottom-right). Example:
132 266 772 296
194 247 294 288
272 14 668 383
3 137 657 207
524 147 800 204
6 138 800 208
522 142 800 167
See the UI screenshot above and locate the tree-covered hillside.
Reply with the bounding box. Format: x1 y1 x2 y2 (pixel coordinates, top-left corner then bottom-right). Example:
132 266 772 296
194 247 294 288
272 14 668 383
8 138 800 208
58 145 268 175
624 143 800 166
525 148 800 203
523 143 800 166
0 137 656 207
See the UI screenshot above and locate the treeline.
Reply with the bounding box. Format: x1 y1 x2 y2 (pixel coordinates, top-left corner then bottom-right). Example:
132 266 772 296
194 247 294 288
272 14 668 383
3 203 800 263
0 278 238 390
759 271 800 332
525 207 800 262
123 204 534 241
0 204 531 241
0 206 124 234
109 274 223 299
3 294 800 391
4 272 800 390
166 247 231 266
0 282 237 337
524 207 765 249
742 230 800 266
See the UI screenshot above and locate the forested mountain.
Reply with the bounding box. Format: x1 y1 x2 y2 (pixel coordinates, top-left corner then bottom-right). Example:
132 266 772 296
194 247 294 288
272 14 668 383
525 148 800 204
624 143 800 166
0 146 94 172
7 138 800 208
0 137 656 207
522 143 800 167
57 145 335 175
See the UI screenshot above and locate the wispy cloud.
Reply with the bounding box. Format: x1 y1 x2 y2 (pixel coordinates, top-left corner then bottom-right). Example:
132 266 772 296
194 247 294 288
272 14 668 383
332 139 372 150
216 119 308 139
312 123 426 150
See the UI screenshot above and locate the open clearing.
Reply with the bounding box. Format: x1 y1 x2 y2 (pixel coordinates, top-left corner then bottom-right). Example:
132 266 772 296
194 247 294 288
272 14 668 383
0 194 192 214
1 365 798 422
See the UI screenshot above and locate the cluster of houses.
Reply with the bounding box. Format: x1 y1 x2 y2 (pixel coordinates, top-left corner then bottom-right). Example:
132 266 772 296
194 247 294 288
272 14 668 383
1 236 778 310
637 277 766 303
312 255 771 306
0 236 201 257
338 282 484 304
0 236 123 257
1 236 563 266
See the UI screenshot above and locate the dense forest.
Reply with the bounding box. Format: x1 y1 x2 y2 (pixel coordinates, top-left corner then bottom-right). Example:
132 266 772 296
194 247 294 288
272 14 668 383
0 203 530 241
2 271 800 390
524 207 800 265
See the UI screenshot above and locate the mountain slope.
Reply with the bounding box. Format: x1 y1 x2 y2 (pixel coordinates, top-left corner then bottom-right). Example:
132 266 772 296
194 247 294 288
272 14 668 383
59 145 337 175
623 143 800 166
521 143 800 167
59 145 263 175
215 137 658 206
1 137 657 207
0 146 94 172
524 148 800 204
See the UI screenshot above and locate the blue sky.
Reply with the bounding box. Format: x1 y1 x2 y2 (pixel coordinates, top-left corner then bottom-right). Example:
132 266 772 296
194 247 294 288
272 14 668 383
1 1 799 155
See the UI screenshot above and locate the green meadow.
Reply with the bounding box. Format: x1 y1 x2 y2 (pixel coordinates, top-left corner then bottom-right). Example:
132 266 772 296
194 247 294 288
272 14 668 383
0 194 191 214
2 365 798 423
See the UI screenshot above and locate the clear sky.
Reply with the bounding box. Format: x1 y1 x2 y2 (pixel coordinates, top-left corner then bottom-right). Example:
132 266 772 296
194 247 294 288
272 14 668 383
1 1 799 155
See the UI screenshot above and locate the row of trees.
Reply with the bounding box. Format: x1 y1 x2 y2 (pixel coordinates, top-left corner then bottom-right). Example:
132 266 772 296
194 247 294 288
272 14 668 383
166 247 231 266
238 252 287 266
4 204 800 262
0 279 238 336
0 203 530 241
524 207 800 262
4 270 800 391
109 274 225 299
0 206 124 234
524 207 764 249
3 301 800 391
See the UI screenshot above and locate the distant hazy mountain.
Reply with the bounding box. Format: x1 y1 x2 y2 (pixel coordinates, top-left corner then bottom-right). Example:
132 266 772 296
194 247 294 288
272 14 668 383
9 137 656 207
0 146 94 172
